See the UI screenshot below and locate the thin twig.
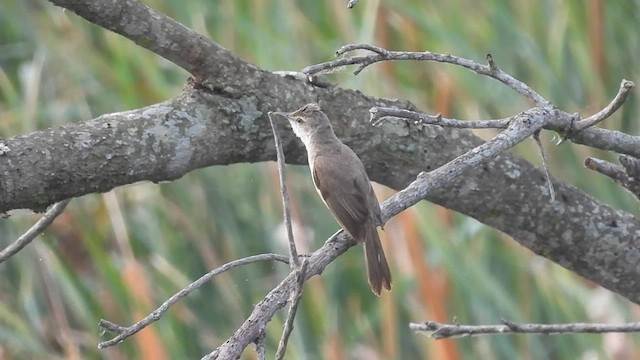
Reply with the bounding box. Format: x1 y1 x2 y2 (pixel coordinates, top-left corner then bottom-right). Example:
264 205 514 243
533 131 555 201
97 253 289 349
370 107 511 129
584 157 626 182
269 112 300 269
303 44 550 107
574 80 636 132
255 331 266 360
275 258 308 360
269 110 309 359
0 199 71 263
410 320 640 339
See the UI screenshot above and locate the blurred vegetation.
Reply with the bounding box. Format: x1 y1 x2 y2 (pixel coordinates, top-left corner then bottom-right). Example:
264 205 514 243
1 0 639 359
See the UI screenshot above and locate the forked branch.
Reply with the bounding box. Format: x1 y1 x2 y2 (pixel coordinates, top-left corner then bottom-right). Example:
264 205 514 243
303 44 551 107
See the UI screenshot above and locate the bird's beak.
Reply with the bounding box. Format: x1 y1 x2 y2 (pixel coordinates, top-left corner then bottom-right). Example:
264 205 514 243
270 111 292 120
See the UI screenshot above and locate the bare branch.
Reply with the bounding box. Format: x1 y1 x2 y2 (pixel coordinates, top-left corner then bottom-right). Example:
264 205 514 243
381 107 552 221
268 111 309 359
566 127 640 158
336 43 388 57
269 112 300 268
275 259 308 360
574 80 636 131
97 253 289 349
205 231 353 360
48 0 248 82
303 44 551 106
0 199 71 263
370 107 511 129
585 157 626 182
410 320 640 339
255 331 266 360
585 156 640 200
370 93 637 160
533 131 555 201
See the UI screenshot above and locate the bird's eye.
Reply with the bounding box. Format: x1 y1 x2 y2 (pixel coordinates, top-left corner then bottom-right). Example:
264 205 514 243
296 118 304 124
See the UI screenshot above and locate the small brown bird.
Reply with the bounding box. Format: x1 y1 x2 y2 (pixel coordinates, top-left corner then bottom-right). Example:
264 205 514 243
275 103 392 295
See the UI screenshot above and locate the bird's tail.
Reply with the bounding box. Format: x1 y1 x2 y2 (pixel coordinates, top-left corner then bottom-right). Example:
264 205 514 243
363 225 392 296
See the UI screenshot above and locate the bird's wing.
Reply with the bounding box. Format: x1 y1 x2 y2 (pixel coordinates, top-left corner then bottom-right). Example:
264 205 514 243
312 154 372 241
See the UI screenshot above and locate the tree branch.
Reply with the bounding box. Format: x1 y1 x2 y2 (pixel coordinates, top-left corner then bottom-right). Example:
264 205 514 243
378 107 554 221
585 156 640 200
269 112 300 268
410 320 640 339
47 0 252 84
203 232 353 359
574 79 636 131
97 253 289 349
0 199 71 263
303 44 551 107
275 259 308 360
370 107 511 129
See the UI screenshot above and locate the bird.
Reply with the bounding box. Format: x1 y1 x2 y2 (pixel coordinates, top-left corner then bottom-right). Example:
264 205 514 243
275 103 392 295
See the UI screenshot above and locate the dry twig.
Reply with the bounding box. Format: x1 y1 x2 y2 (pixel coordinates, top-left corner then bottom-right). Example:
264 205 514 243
0 199 71 263
275 259 308 360
97 253 289 349
306 44 637 157
255 331 266 360
370 107 511 129
268 111 309 359
411 320 640 339
533 131 556 201
573 80 636 132
303 44 550 107
585 156 640 200
268 112 300 268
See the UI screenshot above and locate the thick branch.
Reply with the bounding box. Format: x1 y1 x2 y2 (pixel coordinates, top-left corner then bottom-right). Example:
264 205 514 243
47 0 256 84
303 44 551 107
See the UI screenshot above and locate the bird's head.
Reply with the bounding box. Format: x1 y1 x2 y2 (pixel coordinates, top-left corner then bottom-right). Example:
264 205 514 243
274 103 333 146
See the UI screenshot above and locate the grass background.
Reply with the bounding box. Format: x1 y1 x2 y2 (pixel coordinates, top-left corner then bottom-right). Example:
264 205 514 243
0 0 639 359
